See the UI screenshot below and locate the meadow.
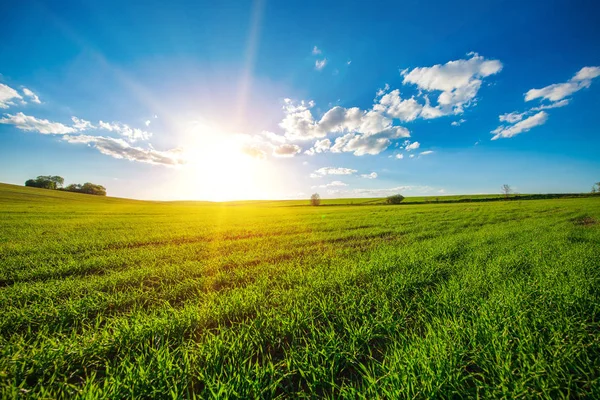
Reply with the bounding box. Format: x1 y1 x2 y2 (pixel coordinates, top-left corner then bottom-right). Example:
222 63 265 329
0 183 599 398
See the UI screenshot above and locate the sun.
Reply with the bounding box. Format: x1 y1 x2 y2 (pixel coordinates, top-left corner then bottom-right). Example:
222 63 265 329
176 129 272 201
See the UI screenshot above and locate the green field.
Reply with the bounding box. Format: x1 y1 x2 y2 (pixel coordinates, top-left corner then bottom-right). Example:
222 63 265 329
1 183 599 398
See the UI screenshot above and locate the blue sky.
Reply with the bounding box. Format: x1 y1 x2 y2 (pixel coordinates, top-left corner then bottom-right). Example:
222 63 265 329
1 0 599 200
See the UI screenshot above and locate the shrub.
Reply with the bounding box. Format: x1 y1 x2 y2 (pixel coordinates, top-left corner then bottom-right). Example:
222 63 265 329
386 194 405 204
310 193 321 206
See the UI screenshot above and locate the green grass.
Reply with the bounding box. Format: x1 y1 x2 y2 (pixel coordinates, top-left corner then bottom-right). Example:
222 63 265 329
1 182 599 398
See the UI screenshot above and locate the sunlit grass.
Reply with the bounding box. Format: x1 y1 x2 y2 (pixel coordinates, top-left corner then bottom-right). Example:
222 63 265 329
0 183 599 398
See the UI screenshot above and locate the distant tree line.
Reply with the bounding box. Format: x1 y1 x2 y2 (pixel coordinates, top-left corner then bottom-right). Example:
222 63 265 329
25 176 106 196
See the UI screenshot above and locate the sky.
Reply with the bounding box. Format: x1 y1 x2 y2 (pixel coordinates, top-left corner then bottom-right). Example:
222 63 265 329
1 0 599 201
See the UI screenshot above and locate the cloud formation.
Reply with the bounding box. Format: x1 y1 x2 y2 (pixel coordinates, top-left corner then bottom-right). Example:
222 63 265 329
0 112 77 134
491 111 548 140
72 116 95 131
399 52 502 116
22 88 41 104
499 111 527 124
0 83 23 109
315 59 327 71
98 120 151 142
310 167 357 178
282 100 410 155
404 141 420 151
373 90 423 122
273 143 301 157
63 135 185 166
360 172 378 179
305 138 331 155
492 66 598 140
525 66 600 102
281 53 502 157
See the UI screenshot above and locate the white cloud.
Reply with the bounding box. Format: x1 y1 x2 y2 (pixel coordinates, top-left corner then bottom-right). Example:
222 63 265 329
347 60 352 65
273 143 301 157
279 88 425 157
525 82 583 102
373 90 423 122
310 167 357 178
98 120 116 131
97 120 151 142
312 46 322 55
305 138 331 155
22 88 41 104
451 118 466 126
492 67 597 141
0 83 23 109
402 53 502 91
395 153 404 159
530 99 569 111
376 83 390 97
360 172 378 179
145 120 151 127
409 154 415 158
491 111 548 140
280 101 410 153
71 116 95 131
401 52 502 116
0 112 76 134
282 98 315 114
498 99 568 128
404 141 420 151
419 96 446 119
330 129 408 156
312 180 348 189
572 66 600 81
63 135 185 166
525 66 600 102
315 59 327 71
499 111 527 123
279 109 320 140
420 150 434 156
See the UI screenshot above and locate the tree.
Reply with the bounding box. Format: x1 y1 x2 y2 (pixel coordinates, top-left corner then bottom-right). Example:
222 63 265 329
80 183 107 196
65 182 106 196
24 175 64 190
386 194 405 204
501 184 512 199
592 182 600 194
310 193 321 206
50 176 64 188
